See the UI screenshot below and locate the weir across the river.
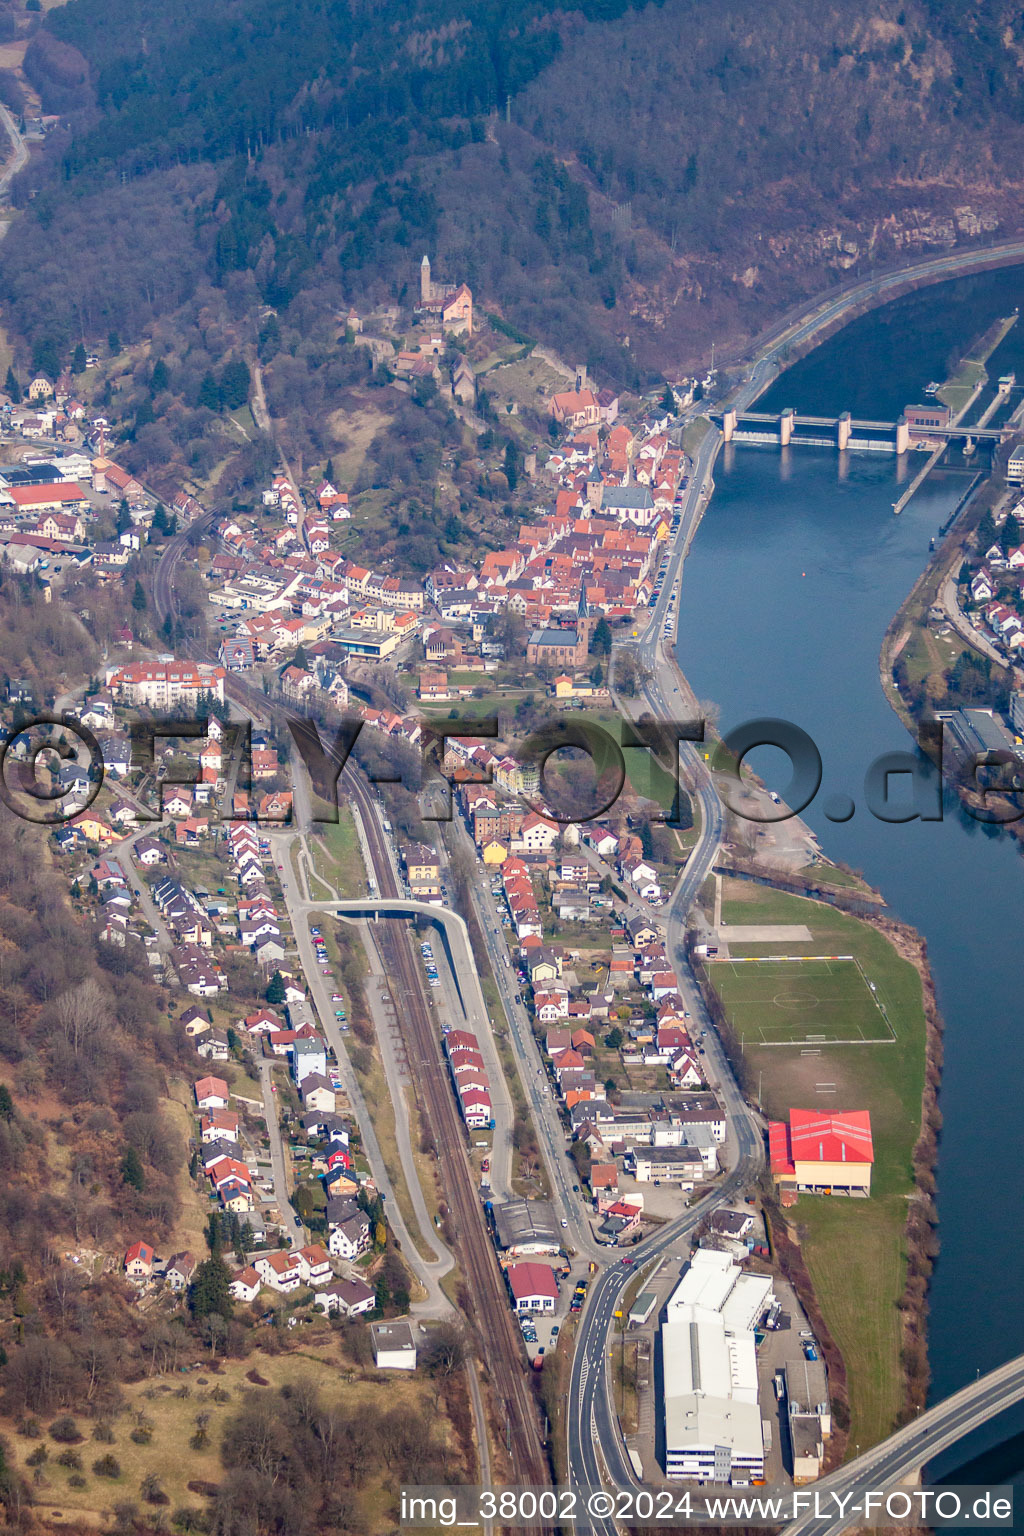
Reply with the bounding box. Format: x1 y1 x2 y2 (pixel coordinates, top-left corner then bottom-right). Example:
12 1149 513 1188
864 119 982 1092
714 406 1007 455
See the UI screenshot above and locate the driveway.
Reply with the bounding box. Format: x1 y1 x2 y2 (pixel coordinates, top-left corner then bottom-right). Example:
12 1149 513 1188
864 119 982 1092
258 1056 302 1240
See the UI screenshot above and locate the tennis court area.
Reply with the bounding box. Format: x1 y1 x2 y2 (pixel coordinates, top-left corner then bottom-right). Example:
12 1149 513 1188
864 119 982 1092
707 955 895 1046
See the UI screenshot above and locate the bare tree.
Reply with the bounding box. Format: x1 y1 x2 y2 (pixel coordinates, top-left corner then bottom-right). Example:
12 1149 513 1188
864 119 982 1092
55 977 108 1056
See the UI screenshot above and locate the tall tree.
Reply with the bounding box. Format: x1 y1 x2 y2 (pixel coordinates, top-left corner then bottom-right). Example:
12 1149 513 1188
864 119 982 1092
1000 511 1021 556
590 617 612 656
188 1257 234 1320
199 371 222 412
503 438 520 490
120 1145 145 1192
4 368 20 404
71 342 87 375
220 358 251 410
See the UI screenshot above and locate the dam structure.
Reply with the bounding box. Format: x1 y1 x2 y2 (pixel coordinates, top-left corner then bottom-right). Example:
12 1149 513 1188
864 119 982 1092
714 406 1006 455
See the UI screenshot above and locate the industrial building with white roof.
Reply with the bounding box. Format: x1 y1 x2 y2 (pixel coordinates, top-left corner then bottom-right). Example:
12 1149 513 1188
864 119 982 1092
662 1249 774 1486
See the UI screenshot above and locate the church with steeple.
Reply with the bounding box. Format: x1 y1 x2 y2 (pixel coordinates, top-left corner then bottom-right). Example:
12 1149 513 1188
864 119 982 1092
416 254 473 335
525 585 595 671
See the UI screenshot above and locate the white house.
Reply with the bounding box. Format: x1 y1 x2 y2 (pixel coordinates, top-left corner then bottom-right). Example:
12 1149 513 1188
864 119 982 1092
313 1276 375 1317
294 1244 332 1286
194 1075 229 1111
229 1265 261 1303
291 1036 327 1083
328 1215 370 1259
371 1320 418 1370
165 1253 196 1293
255 1252 303 1293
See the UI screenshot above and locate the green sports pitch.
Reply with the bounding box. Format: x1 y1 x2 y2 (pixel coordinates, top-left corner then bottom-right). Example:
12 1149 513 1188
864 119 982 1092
707 956 895 1046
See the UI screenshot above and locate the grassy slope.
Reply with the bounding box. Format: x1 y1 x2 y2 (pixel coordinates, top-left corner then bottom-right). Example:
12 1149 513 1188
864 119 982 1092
2 1346 441 1526
720 880 927 1449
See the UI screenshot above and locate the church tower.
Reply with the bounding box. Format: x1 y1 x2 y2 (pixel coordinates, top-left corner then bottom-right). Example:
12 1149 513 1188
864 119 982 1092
575 581 595 657
420 254 432 304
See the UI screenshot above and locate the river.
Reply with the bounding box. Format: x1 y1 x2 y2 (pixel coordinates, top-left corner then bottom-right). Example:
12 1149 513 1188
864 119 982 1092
676 266 1024 1477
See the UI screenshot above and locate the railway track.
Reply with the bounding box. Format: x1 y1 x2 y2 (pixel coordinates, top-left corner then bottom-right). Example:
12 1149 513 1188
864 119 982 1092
152 529 548 1488
346 766 547 1487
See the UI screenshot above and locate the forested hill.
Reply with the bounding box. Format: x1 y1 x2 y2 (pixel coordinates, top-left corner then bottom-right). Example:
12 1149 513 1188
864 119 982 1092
5 0 1024 376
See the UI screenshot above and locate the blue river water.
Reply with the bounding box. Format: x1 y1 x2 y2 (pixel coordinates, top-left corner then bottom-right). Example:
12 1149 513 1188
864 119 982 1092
675 268 1024 1475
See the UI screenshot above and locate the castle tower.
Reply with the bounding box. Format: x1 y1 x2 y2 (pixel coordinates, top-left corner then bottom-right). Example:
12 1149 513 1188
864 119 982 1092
420 254 431 304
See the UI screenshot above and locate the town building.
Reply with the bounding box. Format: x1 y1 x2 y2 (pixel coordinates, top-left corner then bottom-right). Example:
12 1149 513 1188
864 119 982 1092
105 660 226 707
904 402 952 438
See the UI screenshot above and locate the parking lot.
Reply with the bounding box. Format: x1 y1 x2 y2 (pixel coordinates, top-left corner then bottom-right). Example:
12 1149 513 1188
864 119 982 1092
753 1273 822 1483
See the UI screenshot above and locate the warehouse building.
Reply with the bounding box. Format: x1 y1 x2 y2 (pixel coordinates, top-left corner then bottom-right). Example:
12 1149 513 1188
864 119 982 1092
662 1250 774 1486
492 1199 560 1258
785 1354 831 1481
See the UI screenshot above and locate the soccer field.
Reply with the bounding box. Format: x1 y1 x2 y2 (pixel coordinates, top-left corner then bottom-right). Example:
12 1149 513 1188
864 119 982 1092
708 956 895 1046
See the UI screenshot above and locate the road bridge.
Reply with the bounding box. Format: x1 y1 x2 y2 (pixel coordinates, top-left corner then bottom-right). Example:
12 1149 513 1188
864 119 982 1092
332 895 476 1013
782 1350 1024 1534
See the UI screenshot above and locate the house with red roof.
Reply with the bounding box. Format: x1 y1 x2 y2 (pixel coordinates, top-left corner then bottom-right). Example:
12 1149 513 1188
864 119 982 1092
505 1260 559 1313
589 1163 619 1194
124 1241 155 1280
768 1109 874 1198
459 1087 492 1129
194 1075 229 1110
255 1251 303 1293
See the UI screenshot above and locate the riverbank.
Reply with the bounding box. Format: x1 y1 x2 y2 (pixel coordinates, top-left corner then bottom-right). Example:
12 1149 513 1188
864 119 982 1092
877 449 1024 848
667 437 939 1458
691 878 936 1452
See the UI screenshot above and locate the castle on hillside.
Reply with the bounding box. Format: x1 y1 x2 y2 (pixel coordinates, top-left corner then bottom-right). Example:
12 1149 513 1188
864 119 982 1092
417 255 473 336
